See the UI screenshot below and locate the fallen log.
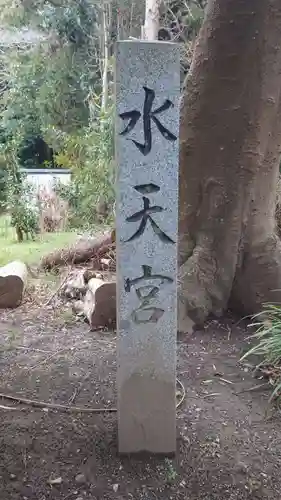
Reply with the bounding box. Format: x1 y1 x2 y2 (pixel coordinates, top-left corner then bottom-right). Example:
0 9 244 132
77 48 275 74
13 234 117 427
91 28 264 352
40 230 115 270
0 261 27 308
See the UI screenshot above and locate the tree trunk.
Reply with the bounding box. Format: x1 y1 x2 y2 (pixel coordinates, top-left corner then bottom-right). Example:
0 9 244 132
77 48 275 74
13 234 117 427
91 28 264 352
179 0 281 324
101 2 111 113
142 0 160 40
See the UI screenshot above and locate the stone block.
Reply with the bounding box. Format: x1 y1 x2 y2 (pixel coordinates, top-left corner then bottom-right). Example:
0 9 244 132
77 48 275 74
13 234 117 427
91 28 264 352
115 40 180 454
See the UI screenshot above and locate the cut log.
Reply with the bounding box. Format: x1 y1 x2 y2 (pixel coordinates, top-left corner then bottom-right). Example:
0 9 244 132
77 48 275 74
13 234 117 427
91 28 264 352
0 261 27 308
83 278 116 329
40 231 115 270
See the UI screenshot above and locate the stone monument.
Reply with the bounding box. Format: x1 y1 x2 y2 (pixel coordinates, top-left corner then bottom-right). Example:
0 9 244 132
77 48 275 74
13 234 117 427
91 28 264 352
115 40 180 454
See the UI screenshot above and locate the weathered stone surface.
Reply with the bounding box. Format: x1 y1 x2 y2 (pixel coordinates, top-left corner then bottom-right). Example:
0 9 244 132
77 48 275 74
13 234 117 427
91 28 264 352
115 40 180 454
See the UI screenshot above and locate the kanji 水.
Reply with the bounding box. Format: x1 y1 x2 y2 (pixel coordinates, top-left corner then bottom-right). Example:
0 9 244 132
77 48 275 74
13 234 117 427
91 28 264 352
119 86 177 156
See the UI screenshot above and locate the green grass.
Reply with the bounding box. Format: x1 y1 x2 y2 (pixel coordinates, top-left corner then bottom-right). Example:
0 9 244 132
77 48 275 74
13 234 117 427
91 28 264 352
241 304 281 401
0 215 77 267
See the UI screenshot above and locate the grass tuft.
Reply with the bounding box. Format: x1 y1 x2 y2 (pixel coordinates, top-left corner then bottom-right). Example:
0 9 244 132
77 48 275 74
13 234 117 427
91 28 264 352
241 303 281 400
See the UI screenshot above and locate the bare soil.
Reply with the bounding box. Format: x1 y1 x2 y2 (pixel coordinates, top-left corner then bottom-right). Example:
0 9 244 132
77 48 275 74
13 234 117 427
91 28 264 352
1 294 281 499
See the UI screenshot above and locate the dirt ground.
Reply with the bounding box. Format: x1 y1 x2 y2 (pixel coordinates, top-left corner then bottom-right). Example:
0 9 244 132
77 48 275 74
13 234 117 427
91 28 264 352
1 291 281 500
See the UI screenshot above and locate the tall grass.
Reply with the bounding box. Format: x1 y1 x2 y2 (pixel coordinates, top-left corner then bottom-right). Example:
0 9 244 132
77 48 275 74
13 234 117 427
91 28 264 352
241 304 281 400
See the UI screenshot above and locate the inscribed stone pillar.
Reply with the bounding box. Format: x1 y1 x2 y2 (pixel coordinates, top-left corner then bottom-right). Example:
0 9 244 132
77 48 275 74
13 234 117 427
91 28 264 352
115 41 180 454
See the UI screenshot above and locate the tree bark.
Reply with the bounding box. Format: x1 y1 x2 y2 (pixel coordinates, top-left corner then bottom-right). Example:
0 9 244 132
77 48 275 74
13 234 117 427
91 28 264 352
142 0 160 40
179 0 281 324
101 2 111 113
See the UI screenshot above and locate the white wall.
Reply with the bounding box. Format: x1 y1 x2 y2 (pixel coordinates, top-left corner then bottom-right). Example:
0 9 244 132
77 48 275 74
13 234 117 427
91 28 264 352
21 168 71 194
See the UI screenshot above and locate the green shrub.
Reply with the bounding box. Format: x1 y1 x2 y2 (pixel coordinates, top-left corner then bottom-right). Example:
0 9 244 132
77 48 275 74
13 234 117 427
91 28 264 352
10 201 39 241
241 304 281 401
0 170 7 213
2 145 39 241
55 106 114 229
0 149 8 211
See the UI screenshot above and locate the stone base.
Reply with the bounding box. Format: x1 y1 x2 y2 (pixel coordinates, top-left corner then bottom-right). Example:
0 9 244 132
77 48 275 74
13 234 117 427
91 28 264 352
118 373 176 454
